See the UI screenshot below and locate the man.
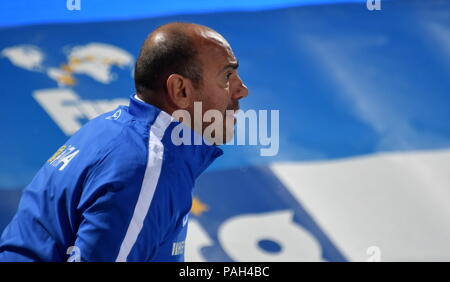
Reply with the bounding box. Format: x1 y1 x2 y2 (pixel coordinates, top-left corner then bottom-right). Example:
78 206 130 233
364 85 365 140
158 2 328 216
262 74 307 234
0 22 248 261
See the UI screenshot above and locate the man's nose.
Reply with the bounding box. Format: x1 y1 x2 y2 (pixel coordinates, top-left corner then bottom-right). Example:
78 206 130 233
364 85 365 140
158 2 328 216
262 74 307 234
232 75 249 100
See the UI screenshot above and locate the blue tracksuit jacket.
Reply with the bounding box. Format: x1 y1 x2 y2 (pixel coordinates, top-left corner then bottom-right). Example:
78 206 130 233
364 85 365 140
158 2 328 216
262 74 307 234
0 94 223 261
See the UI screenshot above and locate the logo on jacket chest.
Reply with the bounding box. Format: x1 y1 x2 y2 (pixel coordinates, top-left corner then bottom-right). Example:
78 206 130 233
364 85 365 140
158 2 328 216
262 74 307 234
172 241 185 256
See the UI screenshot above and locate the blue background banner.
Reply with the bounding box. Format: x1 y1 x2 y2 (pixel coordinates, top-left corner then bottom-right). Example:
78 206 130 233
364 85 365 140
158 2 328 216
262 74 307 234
1 0 449 261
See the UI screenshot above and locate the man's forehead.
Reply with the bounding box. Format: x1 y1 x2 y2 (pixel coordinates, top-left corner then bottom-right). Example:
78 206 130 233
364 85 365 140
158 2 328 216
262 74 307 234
199 29 230 48
200 45 237 74
197 29 235 58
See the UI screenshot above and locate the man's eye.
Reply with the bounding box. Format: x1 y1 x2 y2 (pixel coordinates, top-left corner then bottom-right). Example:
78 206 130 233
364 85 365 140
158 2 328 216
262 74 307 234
225 72 232 81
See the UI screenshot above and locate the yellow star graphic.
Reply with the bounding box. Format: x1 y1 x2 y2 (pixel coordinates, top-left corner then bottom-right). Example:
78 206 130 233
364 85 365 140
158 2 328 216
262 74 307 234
191 197 209 216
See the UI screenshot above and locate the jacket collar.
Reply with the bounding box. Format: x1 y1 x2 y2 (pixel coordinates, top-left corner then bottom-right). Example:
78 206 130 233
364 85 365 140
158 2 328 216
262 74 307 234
128 94 223 179
129 94 160 124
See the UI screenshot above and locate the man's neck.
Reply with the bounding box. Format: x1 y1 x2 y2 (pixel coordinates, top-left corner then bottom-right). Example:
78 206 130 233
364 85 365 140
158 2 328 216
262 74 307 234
135 93 176 116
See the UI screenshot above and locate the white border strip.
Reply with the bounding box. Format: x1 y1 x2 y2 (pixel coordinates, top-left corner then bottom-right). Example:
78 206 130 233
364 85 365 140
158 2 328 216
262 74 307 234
116 110 173 262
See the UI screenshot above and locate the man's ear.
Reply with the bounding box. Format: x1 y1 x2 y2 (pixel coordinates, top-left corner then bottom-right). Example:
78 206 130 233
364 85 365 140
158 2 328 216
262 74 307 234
166 74 194 109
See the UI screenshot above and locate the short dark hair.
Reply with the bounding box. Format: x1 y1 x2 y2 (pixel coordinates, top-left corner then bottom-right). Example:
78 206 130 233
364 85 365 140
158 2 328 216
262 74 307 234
134 29 202 97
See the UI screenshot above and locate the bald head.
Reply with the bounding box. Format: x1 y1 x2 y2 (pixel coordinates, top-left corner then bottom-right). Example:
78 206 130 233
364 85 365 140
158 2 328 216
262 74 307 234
134 22 231 102
134 22 248 143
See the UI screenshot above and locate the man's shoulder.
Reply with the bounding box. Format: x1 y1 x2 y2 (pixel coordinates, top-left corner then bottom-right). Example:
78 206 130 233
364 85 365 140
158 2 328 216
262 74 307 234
65 106 149 167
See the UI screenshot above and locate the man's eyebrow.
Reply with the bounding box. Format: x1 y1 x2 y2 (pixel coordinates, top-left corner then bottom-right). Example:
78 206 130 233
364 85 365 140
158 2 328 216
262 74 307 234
219 60 239 74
